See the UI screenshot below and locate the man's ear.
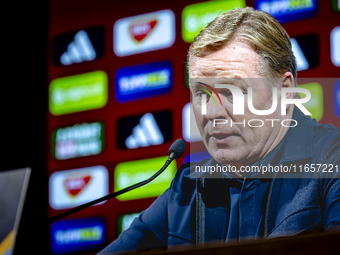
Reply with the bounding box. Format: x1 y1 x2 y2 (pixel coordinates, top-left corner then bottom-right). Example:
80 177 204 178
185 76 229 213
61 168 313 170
282 72 295 108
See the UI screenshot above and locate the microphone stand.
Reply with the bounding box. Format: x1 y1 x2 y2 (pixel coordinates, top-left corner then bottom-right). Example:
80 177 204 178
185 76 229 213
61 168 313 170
48 154 176 224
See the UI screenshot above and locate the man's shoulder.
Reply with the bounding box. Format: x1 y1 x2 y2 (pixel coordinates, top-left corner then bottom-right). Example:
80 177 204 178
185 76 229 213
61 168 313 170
311 119 340 142
284 109 340 164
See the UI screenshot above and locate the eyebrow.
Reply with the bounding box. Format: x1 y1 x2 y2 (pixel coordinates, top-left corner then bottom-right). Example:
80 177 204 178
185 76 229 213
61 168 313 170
213 78 249 89
192 78 246 87
195 82 222 105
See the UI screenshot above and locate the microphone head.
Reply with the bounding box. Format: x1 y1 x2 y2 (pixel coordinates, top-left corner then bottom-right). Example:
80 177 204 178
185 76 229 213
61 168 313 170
169 139 187 159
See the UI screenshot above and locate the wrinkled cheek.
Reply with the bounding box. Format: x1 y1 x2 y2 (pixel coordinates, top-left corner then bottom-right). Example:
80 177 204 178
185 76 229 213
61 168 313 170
248 122 274 147
192 105 202 124
191 105 205 135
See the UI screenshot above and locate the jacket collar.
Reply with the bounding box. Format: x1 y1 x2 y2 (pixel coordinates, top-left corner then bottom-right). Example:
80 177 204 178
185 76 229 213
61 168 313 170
279 107 313 164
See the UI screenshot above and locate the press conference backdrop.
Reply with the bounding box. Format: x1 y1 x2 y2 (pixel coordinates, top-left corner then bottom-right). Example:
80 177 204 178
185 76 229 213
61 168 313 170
47 0 340 254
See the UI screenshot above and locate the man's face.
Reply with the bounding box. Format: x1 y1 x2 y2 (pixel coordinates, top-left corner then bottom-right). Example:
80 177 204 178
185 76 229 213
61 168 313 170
189 41 286 167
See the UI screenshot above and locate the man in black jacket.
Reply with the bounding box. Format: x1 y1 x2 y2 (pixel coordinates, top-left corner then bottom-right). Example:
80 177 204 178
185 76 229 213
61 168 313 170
99 7 340 254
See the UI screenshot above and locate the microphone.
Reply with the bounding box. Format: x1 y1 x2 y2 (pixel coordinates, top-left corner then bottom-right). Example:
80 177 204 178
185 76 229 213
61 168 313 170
169 139 187 160
48 139 187 224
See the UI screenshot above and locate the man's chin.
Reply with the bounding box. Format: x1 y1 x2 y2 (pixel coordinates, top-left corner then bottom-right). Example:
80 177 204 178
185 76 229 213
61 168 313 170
209 148 246 167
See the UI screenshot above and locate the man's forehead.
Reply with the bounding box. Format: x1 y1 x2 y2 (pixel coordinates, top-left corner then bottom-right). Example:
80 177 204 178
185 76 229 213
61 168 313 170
189 56 226 77
189 55 252 79
189 56 227 69
188 42 261 78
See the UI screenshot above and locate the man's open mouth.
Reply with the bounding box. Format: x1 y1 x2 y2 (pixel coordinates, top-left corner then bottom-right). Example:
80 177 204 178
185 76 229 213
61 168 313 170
209 132 239 141
213 134 231 139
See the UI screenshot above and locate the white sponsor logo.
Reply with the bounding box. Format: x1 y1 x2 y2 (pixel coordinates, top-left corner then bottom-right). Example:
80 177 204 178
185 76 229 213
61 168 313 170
60 30 97 65
331 26 340 67
49 166 108 210
55 122 102 160
291 38 309 71
182 103 202 143
121 213 140 233
113 9 175 56
125 113 164 149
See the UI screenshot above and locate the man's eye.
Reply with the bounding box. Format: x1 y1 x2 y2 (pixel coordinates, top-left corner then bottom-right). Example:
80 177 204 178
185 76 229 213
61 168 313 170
196 89 208 96
222 90 232 96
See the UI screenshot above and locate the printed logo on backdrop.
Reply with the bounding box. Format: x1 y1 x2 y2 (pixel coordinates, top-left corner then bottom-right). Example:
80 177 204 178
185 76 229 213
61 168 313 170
297 83 323 121
130 20 157 43
331 26 340 67
50 218 106 254
49 71 108 115
49 166 108 210
113 9 175 57
115 61 173 102
53 27 104 66
332 0 340 12
255 0 317 23
118 213 140 234
334 80 340 117
182 0 246 43
182 103 202 143
117 111 172 149
114 156 176 201
290 34 319 71
52 122 104 160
